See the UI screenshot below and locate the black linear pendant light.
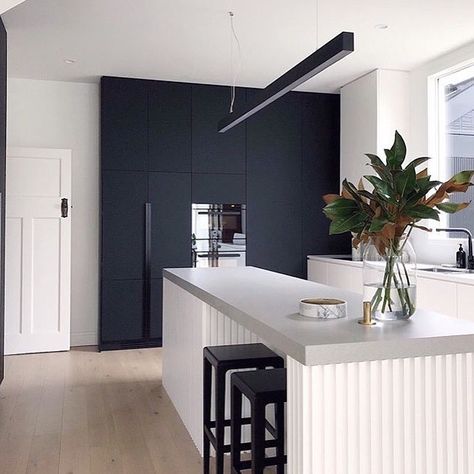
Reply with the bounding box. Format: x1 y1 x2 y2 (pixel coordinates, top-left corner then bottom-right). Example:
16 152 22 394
218 31 354 133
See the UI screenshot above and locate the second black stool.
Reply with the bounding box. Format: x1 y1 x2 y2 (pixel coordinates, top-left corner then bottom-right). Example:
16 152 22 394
231 368 287 474
203 343 284 474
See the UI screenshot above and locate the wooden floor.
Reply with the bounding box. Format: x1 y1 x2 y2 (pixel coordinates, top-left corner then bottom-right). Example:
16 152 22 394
0 347 204 474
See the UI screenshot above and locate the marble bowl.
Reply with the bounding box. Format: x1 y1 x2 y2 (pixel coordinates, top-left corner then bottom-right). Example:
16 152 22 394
299 298 347 319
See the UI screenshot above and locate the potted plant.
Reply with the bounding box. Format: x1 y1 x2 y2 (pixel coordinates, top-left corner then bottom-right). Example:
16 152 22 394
322 131 474 320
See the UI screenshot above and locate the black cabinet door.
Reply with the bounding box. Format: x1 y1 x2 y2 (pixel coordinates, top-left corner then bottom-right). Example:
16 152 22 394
148 81 192 172
102 170 147 280
150 279 163 339
192 84 246 174
301 92 350 257
246 93 303 277
148 172 192 278
192 173 246 204
101 77 148 171
101 279 144 342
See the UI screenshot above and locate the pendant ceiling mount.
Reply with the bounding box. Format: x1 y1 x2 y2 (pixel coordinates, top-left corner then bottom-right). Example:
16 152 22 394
218 31 354 133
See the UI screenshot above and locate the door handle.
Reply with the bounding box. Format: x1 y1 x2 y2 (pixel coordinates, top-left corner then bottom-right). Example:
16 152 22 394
61 198 68 218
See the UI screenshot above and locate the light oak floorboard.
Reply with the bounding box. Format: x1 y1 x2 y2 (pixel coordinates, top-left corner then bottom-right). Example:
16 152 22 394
0 348 204 474
0 348 278 473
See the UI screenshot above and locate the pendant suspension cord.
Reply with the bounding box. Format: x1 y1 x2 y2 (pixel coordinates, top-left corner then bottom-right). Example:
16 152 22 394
228 11 242 113
315 0 319 50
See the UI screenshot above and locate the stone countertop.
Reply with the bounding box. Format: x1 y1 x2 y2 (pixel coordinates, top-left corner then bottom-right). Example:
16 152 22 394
163 266 474 366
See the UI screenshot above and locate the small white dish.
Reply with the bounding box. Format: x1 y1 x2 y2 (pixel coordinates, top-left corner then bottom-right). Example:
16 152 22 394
299 298 347 319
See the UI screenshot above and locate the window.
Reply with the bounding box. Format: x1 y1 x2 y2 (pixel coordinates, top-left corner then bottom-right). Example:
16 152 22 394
433 63 474 235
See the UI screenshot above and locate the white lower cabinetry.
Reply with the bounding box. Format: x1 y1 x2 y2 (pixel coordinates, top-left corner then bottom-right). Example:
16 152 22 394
457 283 474 322
308 257 474 321
417 277 457 318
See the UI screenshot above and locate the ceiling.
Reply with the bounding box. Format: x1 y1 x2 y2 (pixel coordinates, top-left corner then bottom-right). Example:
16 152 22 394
3 0 474 93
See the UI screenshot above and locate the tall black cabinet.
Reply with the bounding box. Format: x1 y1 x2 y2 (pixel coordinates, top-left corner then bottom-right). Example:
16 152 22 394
100 77 192 350
101 76 348 350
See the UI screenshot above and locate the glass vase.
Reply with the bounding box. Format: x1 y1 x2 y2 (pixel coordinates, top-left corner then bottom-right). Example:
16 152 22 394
363 235 417 321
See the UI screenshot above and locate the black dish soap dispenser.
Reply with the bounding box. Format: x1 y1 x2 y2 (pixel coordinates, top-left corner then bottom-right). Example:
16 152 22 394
457 243 466 268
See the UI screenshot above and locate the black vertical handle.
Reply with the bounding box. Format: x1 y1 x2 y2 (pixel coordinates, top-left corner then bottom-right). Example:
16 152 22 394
61 198 68 218
144 202 152 339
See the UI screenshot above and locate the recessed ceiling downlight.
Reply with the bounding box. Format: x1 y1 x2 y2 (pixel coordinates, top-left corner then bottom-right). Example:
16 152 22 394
64 58 76 64
375 24 389 30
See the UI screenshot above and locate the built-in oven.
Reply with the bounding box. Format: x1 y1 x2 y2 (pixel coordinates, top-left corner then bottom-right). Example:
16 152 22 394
192 203 246 268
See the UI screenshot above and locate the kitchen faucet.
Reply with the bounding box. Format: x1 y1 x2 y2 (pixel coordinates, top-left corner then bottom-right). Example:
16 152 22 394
435 228 474 270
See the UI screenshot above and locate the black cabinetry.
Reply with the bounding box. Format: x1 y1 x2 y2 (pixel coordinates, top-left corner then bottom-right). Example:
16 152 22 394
100 76 346 351
100 78 192 350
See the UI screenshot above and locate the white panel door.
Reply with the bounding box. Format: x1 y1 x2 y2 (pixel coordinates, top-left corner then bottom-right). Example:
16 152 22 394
5 147 71 354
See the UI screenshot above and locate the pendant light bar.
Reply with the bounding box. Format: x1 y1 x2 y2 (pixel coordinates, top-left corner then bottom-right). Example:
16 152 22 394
218 31 354 133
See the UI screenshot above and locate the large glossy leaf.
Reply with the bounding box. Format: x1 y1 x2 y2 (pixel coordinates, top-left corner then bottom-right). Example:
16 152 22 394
323 198 358 219
369 217 389 233
395 166 416 197
406 156 430 170
389 131 407 168
329 212 367 235
322 194 342 205
405 204 440 221
365 153 390 180
436 202 470 213
451 170 474 184
364 175 392 197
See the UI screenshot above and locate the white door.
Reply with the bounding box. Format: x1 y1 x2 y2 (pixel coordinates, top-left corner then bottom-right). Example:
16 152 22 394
5 147 71 354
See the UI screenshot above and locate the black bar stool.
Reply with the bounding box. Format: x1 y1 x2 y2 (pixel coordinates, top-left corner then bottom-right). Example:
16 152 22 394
203 343 284 474
231 368 286 474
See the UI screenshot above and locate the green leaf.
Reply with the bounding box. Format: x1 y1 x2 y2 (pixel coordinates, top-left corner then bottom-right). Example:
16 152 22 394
364 175 392 197
389 131 407 168
323 198 358 219
395 166 416 197
451 170 474 184
436 202 470 213
329 212 367 235
369 217 389 233
406 156 430 170
365 153 390 180
405 204 440 221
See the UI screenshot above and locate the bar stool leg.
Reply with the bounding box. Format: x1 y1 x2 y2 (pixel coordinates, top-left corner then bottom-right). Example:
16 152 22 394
275 401 285 474
203 357 212 474
251 400 266 474
215 368 226 474
231 383 243 474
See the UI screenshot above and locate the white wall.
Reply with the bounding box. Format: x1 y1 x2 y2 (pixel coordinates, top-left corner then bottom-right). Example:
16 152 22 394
340 69 410 186
410 40 474 265
7 78 100 346
340 70 378 186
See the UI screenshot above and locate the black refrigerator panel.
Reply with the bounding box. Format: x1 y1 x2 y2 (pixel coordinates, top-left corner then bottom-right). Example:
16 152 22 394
101 279 144 343
148 81 192 172
101 77 148 171
148 172 192 278
192 84 246 174
101 170 148 280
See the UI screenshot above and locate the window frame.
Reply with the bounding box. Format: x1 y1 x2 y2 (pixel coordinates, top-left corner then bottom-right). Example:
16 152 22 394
428 59 474 239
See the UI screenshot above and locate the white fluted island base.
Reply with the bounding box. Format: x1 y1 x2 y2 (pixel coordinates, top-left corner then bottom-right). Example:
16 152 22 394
162 267 474 474
287 354 474 474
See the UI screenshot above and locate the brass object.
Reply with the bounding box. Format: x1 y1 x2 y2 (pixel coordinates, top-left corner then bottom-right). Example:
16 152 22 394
358 301 376 326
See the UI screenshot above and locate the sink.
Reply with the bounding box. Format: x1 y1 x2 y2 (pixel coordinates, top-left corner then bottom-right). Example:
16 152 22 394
421 267 474 274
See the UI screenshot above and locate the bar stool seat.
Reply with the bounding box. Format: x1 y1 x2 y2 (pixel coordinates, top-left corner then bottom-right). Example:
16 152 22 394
231 368 287 474
203 343 284 474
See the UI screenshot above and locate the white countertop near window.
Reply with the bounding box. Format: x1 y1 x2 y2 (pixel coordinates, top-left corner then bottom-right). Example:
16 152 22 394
164 266 474 365
308 254 474 285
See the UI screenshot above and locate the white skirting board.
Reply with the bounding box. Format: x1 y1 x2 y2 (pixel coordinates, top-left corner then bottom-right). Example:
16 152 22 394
287 354 474 474
163 279 474 473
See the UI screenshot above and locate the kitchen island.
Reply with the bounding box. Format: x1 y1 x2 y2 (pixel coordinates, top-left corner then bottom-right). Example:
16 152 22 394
162 266 474 474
